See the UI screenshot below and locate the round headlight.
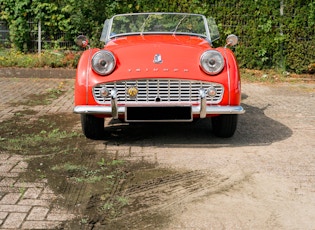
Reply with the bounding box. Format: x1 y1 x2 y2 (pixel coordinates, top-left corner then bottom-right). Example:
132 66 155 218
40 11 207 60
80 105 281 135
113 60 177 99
92 50 116 75
200 50 224 75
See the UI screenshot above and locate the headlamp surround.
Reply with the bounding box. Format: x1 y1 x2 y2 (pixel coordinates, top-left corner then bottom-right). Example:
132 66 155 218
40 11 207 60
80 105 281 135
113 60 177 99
200 50 224 75
92 50 116 76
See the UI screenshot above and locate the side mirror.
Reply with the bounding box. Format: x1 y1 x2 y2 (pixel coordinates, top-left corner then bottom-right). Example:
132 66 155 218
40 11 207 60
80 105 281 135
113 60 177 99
76 35 89 48
225 34 238 47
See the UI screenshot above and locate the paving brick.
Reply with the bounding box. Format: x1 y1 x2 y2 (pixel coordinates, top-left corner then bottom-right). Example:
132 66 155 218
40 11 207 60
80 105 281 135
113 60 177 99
10 161 28 173
0 154 11 161
0 178 17 187
18 198 49 207
23 187 43 199
130 146 143 154
46 207 75 221
0 164 15 173
27 207 49 220
0 193 21 205
0 204 31 212
0 211 8 219
40 192 57 200
46 213 76 221
42 187 54 194
13 181 45 188
6 155 24 163
0 186 20 193
1 212 27 229
0 172 19 178
21 220 62 229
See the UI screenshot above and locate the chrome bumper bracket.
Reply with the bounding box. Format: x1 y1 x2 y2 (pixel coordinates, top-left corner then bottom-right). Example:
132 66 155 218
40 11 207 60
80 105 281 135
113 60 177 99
199 89 207 118
110 89 118 119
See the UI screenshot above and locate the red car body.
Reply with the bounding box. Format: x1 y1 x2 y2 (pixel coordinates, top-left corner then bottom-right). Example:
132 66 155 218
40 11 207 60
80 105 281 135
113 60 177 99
74 13 244 139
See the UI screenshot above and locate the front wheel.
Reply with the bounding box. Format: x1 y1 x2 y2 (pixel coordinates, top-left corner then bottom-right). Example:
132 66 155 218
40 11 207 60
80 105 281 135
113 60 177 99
211 114 238 138
81 114 104 140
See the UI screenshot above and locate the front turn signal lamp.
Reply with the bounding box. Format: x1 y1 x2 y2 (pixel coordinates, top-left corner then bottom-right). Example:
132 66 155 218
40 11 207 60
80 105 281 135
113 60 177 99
200 50 224 75
91 50 116 75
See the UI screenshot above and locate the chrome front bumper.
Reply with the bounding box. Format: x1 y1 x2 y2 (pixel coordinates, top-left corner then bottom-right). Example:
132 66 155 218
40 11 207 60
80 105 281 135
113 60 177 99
74 104 245 117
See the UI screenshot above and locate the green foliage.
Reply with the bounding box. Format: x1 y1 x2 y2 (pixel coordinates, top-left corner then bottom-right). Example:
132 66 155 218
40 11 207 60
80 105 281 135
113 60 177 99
1 0 31 51
1 0 314 73
0 48 81 68
204 0 315 73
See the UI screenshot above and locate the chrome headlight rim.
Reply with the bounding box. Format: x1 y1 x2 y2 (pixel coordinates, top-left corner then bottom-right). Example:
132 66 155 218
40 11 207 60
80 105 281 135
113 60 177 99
200 50 225 75
91 50 116 76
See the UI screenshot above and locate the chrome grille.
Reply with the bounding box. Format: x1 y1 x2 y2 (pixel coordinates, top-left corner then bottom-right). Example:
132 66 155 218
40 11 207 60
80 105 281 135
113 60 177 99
93 79 224 104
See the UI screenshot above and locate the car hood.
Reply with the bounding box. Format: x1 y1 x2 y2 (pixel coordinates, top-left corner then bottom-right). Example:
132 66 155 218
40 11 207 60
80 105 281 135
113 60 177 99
104 35 213 79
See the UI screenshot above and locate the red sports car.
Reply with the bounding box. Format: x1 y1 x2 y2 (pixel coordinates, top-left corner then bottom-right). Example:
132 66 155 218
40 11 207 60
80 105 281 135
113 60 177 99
74 12 245 139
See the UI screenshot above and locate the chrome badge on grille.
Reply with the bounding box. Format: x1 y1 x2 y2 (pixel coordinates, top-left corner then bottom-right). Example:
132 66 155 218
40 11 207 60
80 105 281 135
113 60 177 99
153 54 163 64
127 86 138 98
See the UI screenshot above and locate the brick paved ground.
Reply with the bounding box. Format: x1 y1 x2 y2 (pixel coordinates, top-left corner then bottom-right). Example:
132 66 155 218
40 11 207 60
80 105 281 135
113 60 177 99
0 76 76 229
0 74 314 229
0 77 74 122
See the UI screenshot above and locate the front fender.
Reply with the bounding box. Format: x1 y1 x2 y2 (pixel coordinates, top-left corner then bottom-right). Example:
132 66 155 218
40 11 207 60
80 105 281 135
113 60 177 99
75 48 100 105
217 47 241 106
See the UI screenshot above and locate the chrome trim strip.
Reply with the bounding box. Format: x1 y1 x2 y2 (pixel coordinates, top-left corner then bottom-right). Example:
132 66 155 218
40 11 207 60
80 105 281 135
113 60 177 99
74 105 245 115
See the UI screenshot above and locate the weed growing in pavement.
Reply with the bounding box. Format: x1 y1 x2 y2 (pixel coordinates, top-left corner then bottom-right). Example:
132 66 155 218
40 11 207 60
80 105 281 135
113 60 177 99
80 218 88 224
36 169 46 179
97 158 106 168
97 157 124 168
0 112 81 155
50 157 126 185
99 195 130 219
19 187 26 197
51 163 88 172
52 162 105 184
116 196 129 206
101 202 114 211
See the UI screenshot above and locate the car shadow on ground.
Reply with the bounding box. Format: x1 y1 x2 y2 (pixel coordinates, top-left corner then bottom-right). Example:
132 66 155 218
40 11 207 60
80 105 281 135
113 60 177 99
101 102 293 148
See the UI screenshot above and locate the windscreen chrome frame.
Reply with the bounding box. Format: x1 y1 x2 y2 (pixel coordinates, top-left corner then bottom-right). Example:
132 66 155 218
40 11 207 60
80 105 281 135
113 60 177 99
100 12 216 44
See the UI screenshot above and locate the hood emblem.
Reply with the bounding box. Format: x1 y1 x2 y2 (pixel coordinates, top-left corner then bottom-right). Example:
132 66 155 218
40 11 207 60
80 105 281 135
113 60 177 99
153 54 163 64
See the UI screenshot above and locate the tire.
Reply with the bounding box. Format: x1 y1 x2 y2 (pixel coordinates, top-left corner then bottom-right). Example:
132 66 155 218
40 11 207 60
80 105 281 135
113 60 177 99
211 114 238 138
81 114 104 140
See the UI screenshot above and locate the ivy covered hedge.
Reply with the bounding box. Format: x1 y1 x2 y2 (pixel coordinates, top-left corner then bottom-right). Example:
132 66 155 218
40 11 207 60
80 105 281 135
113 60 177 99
1 0 314 73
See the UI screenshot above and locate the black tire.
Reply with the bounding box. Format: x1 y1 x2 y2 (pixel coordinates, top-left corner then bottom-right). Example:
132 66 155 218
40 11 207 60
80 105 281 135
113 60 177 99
211 114 238 138
81 114 104 140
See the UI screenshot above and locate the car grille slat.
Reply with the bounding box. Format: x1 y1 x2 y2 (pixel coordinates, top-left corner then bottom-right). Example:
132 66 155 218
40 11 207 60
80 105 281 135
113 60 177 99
93 79 224 104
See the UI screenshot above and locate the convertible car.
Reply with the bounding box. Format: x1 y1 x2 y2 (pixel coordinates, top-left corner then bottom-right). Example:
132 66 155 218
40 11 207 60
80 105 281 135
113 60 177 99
74 12 245 139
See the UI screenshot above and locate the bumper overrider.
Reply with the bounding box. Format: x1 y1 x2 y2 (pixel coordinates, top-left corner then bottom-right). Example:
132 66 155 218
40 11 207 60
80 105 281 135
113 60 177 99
74 95 245 121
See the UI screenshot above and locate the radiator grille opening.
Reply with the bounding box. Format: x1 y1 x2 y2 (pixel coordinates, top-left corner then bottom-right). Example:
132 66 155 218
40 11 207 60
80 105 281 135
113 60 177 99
93 79 224 104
